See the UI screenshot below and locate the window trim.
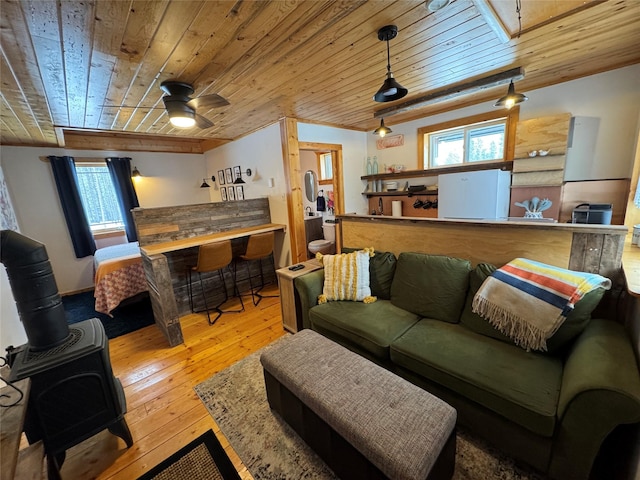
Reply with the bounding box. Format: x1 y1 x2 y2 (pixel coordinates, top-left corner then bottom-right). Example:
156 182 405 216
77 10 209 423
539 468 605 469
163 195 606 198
418 109 519 170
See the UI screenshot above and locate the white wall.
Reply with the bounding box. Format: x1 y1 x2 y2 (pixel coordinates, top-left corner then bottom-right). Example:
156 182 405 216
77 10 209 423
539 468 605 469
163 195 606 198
204 123 293 266
366 64 640 181
1 146 209 294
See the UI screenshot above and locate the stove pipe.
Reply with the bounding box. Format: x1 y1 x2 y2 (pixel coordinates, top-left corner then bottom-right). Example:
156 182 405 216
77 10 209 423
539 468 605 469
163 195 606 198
1 230 70 351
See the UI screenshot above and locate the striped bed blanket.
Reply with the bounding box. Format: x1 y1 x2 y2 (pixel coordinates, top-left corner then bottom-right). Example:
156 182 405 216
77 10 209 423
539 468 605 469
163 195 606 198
472 258 611 351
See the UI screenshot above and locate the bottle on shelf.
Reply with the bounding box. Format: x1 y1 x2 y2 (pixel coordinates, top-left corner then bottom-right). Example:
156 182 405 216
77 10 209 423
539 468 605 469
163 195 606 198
373 156 379 174
366 157 372 175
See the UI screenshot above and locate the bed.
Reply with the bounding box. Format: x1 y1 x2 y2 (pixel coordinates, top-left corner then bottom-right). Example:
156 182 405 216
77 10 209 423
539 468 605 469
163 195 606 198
93 241 148 315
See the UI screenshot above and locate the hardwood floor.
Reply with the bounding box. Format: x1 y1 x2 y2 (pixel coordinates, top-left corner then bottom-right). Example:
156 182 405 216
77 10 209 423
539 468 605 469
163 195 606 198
59 285 285 479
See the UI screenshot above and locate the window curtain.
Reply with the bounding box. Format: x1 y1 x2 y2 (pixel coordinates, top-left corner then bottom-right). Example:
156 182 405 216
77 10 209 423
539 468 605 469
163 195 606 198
106 157 140 242
48 155 96 258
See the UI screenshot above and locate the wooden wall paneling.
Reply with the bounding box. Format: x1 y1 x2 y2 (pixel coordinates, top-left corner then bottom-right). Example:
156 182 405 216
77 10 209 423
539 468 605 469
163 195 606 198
367 195 439 219
560 179 630 224
339 216 627 277
514 113 572 159
142 253 183 347
513 155 566 172
340 218 574 269
132 198 271 246
509 186 563 220
511 170 564 186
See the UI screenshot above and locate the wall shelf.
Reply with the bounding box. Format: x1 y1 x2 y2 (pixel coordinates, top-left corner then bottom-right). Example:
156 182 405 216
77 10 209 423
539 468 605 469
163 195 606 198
360 160 513 181
364 190 438 198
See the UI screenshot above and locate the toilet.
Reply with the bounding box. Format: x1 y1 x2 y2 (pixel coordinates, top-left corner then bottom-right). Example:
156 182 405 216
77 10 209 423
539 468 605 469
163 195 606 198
308 222 336 256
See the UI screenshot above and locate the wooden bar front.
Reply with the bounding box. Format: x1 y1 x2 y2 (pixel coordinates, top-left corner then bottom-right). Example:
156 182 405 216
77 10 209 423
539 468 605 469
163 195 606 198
338 214 627 283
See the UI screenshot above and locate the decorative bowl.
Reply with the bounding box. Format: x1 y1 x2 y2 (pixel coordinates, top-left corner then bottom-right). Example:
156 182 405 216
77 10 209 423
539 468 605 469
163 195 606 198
538 149 550 156
528 151 537 157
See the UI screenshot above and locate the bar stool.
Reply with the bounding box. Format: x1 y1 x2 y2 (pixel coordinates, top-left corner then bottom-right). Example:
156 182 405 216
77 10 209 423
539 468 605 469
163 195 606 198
187 240 244 325
236 231 279 306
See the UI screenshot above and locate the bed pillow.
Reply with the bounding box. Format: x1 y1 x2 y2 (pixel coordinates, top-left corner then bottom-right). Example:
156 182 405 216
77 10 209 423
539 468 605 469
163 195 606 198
341 247 397 299
317 248 377 304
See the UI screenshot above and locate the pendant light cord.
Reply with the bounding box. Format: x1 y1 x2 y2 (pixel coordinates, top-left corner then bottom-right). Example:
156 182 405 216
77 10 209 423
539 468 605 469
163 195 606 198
386 38 392 73
516 0 522 38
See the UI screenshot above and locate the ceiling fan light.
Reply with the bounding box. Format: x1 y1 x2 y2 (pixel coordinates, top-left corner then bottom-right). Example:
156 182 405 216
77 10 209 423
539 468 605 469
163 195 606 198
494 80 528 109
425 0 451 12
169 112 196 128
373 118 392 137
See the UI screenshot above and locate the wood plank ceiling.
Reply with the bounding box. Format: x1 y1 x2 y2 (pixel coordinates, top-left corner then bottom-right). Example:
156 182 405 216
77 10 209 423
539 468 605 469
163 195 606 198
1 0 639 151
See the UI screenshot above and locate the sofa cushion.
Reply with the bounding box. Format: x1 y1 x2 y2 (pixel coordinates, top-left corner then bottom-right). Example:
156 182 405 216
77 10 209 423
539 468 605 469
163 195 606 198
461 263 606 354
390 253 471 323
391 319 562 437
309 299 421 361
318 248 375 303
342 248 397 299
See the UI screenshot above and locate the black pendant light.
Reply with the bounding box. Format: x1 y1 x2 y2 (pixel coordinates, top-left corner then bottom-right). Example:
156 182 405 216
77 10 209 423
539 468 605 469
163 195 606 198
373 25 408 103
494 80 528 109
373 118 392 137
131 166 142 178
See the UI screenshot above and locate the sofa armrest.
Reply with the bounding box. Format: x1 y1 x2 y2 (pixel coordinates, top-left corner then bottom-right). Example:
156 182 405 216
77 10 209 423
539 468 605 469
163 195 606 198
294 269 324 330
550 319 640 480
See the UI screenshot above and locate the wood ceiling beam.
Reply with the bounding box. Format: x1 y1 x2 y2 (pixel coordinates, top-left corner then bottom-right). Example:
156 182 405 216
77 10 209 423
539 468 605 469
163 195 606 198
373 67 524 119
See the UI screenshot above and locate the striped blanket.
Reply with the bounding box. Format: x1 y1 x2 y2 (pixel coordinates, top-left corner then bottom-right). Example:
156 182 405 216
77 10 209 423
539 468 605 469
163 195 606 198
472 258 611 351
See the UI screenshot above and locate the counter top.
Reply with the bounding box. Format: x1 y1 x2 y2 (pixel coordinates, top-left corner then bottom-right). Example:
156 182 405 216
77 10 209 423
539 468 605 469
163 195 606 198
338 214 628 234
140 223 286 256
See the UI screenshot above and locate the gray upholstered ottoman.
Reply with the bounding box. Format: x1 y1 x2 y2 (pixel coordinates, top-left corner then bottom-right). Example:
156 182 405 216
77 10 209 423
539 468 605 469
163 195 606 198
260 329 457 480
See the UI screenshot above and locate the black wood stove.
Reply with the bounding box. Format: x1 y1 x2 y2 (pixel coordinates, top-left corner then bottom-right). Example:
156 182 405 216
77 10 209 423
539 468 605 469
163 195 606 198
1 230 133 477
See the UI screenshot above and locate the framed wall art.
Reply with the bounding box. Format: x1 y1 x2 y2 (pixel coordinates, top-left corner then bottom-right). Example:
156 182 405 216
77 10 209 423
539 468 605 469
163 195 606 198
225 168 233 184
220 187 227 201
218 169 225 185
235 185 244 200
227 186 235 201
233 165 241 182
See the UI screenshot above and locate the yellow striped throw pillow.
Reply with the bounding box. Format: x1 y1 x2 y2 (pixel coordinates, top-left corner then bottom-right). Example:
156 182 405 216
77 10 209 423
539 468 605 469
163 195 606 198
316 248 377 304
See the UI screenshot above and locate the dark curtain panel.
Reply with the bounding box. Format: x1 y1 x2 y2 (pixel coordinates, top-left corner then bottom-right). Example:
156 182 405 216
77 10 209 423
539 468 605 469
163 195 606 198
49 155 96 258
106 157 140 242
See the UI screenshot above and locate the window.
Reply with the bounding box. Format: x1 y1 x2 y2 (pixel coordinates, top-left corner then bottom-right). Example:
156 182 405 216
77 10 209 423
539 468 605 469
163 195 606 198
419 110 518 169
316 152 333 184
75 164 124 232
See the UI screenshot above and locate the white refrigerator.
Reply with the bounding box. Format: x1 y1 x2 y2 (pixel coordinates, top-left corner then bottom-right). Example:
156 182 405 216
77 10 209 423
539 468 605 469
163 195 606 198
437 169 511 220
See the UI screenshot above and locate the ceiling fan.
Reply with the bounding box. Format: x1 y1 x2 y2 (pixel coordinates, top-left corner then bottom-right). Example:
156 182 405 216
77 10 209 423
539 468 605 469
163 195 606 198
160 80 229 129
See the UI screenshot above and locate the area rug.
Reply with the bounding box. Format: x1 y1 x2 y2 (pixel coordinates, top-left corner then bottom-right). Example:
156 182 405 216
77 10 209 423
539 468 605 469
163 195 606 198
194 340 550 480
62 290 154 339
137 429 240 480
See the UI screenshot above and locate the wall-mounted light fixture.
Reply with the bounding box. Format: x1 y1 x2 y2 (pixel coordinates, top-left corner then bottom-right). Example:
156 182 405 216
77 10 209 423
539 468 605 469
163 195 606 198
131 166 142 178
494 80 528 109
200 175 216 188
233 168 252 184
373 25 408 103
373 118 392 137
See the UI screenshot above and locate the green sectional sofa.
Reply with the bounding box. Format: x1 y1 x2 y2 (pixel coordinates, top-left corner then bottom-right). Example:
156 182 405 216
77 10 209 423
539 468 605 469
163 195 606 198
294 251 640 480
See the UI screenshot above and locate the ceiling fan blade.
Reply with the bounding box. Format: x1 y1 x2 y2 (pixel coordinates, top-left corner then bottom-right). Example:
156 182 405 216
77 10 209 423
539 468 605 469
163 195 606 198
195 113 214 129
188 94 230 110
